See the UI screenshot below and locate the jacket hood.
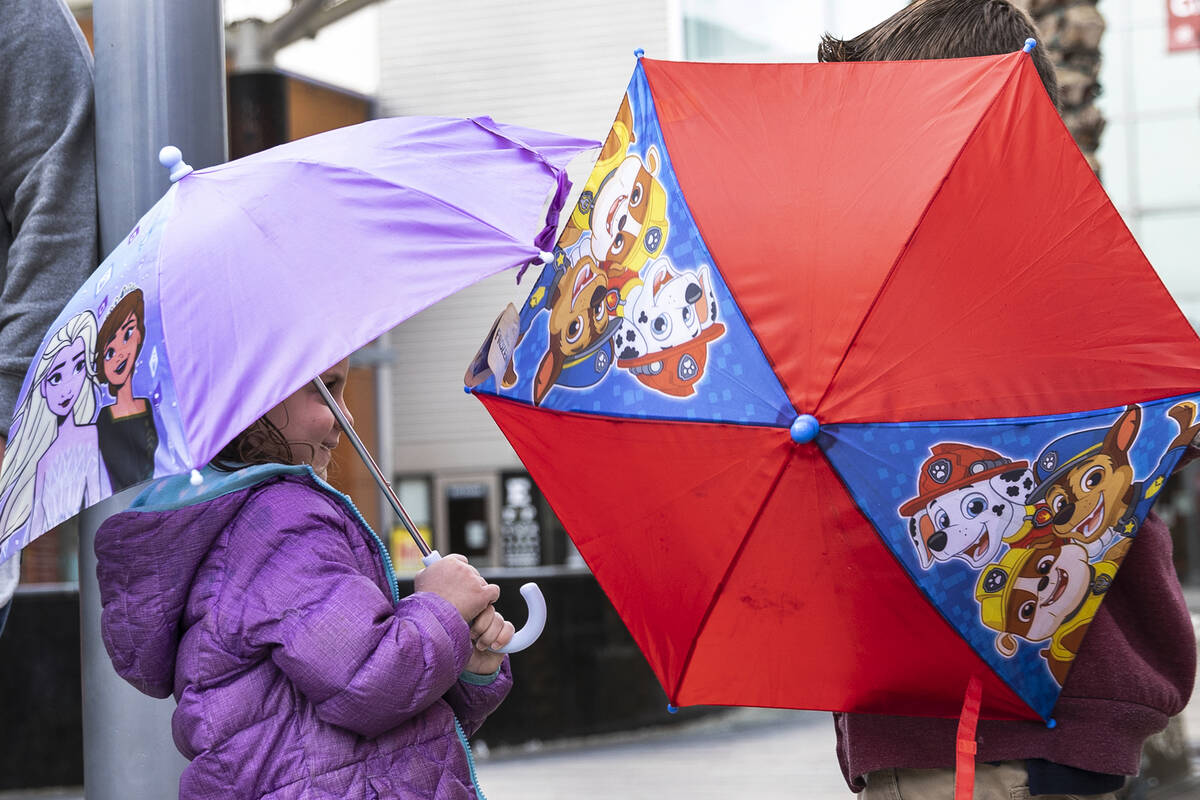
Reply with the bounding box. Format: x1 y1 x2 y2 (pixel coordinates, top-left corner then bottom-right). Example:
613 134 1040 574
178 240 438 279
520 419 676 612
94 463 311 698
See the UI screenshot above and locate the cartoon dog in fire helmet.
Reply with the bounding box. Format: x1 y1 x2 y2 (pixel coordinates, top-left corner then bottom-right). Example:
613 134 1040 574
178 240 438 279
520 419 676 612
975 540 1118 685
614 258 725 398
900 443 1052 570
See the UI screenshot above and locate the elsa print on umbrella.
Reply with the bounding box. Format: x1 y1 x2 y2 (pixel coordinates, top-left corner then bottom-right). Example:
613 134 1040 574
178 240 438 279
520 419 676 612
94 286 158 491
0 310 108 547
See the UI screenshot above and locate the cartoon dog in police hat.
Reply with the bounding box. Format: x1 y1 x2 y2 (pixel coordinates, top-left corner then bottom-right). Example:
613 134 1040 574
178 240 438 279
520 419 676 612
501 249 621 406
975 540 1118 685
1028 402 1200 562
900 443 1052 570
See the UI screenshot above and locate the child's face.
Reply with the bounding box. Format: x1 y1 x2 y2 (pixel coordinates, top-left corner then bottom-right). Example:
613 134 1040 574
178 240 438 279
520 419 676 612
265 358 353 480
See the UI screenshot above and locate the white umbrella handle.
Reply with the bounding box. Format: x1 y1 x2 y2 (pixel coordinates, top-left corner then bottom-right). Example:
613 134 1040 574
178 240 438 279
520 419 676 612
423 551 546 653
313 379 548 655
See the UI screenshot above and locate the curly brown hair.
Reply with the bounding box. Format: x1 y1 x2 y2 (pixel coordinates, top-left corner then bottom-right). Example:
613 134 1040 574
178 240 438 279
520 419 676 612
210 414 314 472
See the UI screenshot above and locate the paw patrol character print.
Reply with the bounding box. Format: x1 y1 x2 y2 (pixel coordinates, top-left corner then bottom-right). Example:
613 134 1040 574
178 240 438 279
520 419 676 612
976 541 1118 685
501 249 621 406
899 443 1051 570
560 95 669 303
613 258 725 398
1029 402 1200 562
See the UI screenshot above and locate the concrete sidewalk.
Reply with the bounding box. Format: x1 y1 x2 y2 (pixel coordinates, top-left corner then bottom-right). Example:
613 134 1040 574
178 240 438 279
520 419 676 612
7 603 1200 800
475 708 849 800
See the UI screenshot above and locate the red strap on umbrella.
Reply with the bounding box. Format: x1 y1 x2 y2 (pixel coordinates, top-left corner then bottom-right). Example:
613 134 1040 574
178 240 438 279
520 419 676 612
954 674 983 800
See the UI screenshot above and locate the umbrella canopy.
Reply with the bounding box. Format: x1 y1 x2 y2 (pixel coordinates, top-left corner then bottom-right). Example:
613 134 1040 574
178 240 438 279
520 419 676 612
0 116 597 565
467 52 1200 722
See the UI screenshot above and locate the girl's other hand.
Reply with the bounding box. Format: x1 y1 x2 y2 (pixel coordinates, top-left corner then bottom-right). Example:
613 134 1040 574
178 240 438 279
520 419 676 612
414 553 500 623
466 606 514 675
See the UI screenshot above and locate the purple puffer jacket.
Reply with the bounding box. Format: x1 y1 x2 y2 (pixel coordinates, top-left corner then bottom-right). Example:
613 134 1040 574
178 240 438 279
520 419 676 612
95 464 511 800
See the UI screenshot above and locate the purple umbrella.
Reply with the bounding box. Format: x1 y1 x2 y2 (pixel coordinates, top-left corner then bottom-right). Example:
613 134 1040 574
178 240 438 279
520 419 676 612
0 116 597 648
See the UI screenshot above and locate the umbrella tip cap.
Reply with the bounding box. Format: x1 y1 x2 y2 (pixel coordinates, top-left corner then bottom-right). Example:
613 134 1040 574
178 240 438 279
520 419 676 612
189 469 204 487
634 48 645 59
159 145 194 182
667 704 678 714
1023 38 1037 53
1046 717 1057 729
790 414 820 444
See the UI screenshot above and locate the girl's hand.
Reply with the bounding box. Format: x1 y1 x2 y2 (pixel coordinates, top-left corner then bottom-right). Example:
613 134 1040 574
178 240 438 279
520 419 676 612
414 554 500 623
466 605 514 675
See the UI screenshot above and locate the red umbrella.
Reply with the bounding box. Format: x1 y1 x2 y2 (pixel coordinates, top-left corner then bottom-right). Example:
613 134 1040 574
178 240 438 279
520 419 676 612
467 49 1200 724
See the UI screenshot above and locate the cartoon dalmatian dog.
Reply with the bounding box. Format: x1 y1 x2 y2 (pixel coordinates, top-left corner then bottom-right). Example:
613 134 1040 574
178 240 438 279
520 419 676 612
613 258 725 398
899 443 1052 570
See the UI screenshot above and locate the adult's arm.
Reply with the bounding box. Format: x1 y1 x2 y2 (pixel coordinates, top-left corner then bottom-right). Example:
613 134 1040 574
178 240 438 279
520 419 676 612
0 0 98 421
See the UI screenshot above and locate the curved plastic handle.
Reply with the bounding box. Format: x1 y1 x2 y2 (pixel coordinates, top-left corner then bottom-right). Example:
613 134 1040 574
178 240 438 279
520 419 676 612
421 551 547 654
492 582 546 654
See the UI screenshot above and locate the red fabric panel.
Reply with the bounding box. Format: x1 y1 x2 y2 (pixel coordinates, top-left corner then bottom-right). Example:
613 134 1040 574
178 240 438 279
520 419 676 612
480 394 1035 718
823 58 1200 422
478 394 791 696
643 55 1020 416
676 447 1034 719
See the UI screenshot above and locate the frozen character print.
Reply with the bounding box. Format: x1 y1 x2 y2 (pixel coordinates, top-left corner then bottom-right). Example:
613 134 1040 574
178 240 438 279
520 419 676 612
0 310 108 546
899 443 1052 570
613 258 725 398
94 288 159 491
975 540 1119 685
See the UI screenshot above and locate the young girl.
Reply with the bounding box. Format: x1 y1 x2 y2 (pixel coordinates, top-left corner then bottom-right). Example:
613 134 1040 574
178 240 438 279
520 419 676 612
94 358 514 799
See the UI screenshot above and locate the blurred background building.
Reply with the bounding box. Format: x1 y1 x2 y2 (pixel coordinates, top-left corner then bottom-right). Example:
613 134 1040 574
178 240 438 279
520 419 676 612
5 0 1199 791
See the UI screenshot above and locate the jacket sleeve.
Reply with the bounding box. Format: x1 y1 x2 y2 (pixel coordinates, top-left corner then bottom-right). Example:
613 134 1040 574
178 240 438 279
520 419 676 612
223 491 475 739
0 0 97 421
444 659 514 737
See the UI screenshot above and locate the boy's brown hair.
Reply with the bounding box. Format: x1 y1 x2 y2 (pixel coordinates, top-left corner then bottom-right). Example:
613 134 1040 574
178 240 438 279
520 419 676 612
817 0 1059 109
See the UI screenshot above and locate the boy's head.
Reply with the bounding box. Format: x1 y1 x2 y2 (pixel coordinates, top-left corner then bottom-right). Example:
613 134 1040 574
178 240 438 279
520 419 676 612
817 0 1059 109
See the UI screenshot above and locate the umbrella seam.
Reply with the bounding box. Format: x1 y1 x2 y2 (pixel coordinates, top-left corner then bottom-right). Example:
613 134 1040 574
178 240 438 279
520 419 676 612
671 445 793 703
639 60 800 425
818 424 1047 720
811 55 1026 419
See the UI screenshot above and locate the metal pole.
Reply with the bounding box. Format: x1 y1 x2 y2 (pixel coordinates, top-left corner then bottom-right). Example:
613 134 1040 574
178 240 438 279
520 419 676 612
87 2 226 797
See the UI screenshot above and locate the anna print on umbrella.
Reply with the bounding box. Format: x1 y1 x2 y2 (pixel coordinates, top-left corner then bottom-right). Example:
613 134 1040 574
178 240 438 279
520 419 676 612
94 286 158 491
0 309 107 547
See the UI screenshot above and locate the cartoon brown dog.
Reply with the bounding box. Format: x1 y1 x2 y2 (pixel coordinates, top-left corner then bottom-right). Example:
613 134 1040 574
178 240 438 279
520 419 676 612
501 253 618 406
975 540 1118 685
1029 402 1200 561
559 95 669 300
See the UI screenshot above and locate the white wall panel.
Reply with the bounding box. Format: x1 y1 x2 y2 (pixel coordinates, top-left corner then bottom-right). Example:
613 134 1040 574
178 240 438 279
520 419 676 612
377 0 670 473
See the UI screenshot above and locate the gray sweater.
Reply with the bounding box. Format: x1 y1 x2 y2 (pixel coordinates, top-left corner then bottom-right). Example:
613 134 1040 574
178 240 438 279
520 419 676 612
0 0 98 425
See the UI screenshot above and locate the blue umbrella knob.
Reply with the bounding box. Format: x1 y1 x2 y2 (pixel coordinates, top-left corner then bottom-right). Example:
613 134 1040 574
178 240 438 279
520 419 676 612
158 145 194 183
634 48 645 59
790 414 820 444
1023 38 1037 53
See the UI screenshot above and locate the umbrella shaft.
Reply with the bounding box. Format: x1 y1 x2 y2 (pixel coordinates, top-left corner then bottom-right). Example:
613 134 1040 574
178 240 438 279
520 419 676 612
311 378 431 558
